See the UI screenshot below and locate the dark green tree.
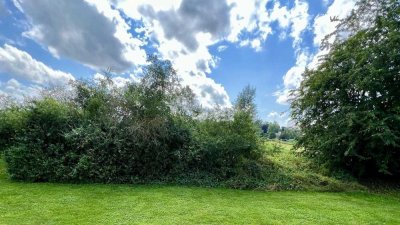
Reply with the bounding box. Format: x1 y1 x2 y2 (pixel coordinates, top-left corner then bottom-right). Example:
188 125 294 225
292 0 400 176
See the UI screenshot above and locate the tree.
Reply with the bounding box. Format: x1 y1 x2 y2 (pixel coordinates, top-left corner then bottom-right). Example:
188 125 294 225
291 0 400 176
261 122 269 136
234 85 256 117
267 122 280 139
278 127 300 140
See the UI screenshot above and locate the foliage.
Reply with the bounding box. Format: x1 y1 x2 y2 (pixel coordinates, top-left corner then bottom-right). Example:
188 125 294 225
234 85 257 117
1 57 263 184
279 127 300 141
267 121 280 139
260 121 281 139
0 106 27 152
291 0 400 177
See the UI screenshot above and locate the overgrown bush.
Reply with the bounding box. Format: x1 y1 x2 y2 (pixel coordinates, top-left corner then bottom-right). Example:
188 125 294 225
0 106 27 152
1 57 263 185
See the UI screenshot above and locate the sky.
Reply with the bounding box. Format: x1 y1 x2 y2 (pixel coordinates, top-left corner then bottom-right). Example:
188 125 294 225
0 0 357 125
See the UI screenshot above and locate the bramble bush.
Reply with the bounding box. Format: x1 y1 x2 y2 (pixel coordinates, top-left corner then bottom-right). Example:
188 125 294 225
1 57 263 185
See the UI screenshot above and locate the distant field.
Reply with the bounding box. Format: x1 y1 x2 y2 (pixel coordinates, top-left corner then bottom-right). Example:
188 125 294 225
1 156 400 224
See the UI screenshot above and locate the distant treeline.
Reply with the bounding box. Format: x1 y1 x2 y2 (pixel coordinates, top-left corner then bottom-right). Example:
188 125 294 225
259 121 300 140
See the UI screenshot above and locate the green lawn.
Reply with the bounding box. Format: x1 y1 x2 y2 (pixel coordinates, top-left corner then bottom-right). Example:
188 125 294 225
1 158 400 224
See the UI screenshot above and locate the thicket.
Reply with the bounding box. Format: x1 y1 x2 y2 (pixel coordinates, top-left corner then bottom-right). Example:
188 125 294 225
0 57 263 185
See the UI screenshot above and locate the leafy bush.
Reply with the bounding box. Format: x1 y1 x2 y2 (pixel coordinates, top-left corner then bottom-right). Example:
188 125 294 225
192 111 261 178
0 107 27 152
2 57 262 185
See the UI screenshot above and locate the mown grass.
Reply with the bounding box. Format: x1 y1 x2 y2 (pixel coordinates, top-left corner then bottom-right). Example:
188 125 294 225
1 150 400 224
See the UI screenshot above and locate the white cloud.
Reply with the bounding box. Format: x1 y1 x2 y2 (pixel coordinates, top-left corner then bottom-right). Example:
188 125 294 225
0 44 74 86
15 0 147 73
283 51 310 89
275 89 292 105
93 73 133 88
322 0 331 7
113 0 312 108
289 0 309 47
266 111 292 126
275 50 311 105
313 0 356 47
102 0 313 108
181 72 231 108
308 0 356 70
114 0 182 20
226 0 271 45
8 0 318 109
0 79 42 101
269 0 309 47
275 0 356 105
217 45 228 52
251 39 262 52
268 111 280 118
115 0 233 108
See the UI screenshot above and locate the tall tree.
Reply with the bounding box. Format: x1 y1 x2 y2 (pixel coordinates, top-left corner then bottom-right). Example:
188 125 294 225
291 0 400 176
234 85 257 117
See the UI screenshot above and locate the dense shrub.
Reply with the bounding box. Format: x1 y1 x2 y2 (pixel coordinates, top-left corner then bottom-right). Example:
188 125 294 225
192 111 261 178
0 106 27 152
2 57 262 184
4 98 81 181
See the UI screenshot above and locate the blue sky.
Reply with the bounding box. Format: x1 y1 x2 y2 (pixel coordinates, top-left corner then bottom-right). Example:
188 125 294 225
0 0 357 125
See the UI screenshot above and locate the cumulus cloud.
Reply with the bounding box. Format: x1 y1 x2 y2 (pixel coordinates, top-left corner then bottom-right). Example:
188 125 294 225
182 72 231 108
226 0 272 51
267 111 293 126
308 0 357 69
93 73 133 88
15 0 147 72
275 0 356 105
112 0 313 108
0 78 42 101
115 0 315 108
313 0 356 47
7 0 318 108
268 0 309 47
139 0 231 52
114 0 233 108
283 51 310 88
0 44 74 86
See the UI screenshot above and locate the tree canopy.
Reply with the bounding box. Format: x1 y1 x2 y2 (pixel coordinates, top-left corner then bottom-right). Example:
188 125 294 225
291 0 400 176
